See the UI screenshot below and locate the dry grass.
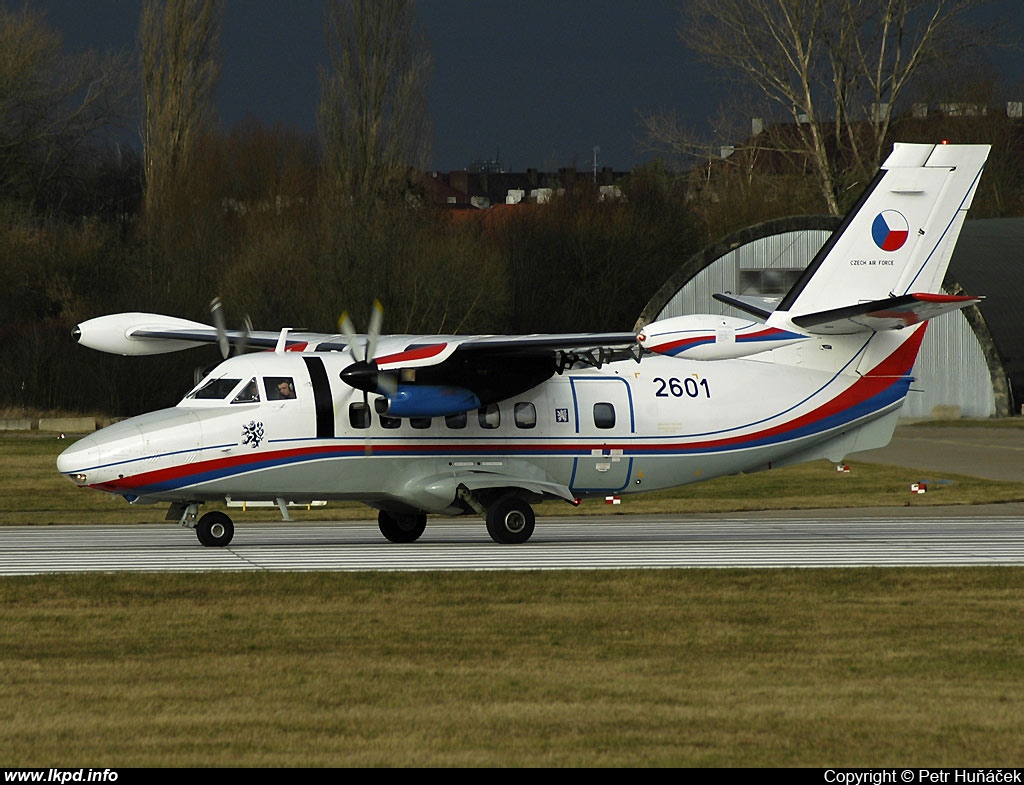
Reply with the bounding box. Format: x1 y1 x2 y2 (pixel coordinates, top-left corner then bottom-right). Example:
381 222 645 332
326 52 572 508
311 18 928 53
2 569 1022 766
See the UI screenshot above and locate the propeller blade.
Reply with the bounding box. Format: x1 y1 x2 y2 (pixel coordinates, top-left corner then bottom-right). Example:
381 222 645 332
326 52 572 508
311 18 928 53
339 311 366 361
339 312 356 340
210 297 229 359
366 299 383 361
239 315 253 356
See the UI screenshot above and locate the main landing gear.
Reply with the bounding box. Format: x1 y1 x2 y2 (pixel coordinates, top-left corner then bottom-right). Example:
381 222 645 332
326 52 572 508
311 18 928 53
485 494 536 544
376 492 538 545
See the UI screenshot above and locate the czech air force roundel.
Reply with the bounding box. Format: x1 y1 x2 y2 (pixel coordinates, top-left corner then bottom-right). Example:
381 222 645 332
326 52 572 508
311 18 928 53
871 210 909 251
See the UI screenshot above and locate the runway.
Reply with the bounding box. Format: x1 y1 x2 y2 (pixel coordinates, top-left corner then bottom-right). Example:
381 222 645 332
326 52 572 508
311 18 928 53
3 508 1024 575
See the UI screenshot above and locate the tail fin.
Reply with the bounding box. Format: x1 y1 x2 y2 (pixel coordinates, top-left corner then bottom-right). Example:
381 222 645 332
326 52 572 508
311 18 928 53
769 142 989 331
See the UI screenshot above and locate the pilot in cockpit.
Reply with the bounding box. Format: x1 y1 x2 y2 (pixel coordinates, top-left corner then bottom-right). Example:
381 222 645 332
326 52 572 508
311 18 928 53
267 377 296 400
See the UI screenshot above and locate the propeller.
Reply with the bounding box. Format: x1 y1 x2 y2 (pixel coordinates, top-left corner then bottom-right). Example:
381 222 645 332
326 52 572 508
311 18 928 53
340 302 400 397
340 299 383 363
196 298 254 384
209 297 253 359
338 300 392 454
339 300 388 397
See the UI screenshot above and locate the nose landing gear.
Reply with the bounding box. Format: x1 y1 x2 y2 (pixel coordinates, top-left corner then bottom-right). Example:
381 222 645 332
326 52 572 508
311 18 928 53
196 510 235 547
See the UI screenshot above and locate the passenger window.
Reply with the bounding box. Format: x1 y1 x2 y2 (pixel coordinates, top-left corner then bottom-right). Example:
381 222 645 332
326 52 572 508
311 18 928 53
593 402 615 429
189 377 241 400
478 404 500 429
514 402 536 429
349 401 370 429
265 377 297 400
232 378 260 404
445 411 467 429
410 417 431 429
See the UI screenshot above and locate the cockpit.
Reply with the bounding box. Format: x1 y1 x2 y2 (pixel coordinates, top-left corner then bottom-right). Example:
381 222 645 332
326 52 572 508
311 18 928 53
184 374 298 406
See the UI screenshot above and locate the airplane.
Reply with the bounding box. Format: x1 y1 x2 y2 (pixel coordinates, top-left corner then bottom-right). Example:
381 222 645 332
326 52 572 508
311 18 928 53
57 142 990 547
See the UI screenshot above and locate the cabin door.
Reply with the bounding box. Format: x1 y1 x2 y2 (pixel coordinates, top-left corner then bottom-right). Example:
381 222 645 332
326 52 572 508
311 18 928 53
569 377 634 494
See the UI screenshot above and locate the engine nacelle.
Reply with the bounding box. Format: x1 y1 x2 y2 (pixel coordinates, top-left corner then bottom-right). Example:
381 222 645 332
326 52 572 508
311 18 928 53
73 313 212 355
637 315 808 360
379 385 482 418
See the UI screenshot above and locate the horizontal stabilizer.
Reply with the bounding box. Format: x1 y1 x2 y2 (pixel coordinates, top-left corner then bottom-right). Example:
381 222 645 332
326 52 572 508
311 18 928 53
712 293 780 320
791 293 981 334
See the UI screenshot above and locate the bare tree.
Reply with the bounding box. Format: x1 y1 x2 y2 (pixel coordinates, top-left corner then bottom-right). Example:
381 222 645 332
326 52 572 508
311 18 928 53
0 5 133 217
139 0 223 222
318 0 432 204
653 0 981 215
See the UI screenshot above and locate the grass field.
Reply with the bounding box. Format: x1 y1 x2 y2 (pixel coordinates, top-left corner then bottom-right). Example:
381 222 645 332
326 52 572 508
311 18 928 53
2 431 1024 766
3 569 1023 767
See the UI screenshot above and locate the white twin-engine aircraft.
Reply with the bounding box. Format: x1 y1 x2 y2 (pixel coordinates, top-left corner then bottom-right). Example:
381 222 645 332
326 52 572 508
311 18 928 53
58 142 989 547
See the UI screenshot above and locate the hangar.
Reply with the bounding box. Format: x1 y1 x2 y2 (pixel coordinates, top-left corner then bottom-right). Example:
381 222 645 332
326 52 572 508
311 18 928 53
636 217 1024 419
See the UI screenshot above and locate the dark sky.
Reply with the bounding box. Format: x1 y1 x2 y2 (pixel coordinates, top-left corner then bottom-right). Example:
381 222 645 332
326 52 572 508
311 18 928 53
31 0 1024 173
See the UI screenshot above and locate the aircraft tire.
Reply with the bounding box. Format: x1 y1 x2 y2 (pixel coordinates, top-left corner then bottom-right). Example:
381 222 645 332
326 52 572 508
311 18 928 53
196 511 234 547
485 495 535 544
378 510 427 543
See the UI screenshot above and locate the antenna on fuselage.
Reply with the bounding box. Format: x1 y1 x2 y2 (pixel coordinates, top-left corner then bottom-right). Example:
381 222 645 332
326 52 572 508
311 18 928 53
274 328 291 354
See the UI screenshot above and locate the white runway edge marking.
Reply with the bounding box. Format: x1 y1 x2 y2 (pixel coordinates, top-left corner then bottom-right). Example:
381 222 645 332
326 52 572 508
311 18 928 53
2 515 1024 575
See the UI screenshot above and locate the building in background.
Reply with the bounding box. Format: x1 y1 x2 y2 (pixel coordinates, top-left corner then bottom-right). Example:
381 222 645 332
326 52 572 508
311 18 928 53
636 217 1022 419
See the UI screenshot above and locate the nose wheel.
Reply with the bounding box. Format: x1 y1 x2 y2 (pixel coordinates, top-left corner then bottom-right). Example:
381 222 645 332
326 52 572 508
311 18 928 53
377 510 427 543
196 511 234 547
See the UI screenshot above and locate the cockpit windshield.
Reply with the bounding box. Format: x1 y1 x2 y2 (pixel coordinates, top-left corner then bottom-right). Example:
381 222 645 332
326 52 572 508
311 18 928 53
188 377 242 400
185 372 296 405
232 378 260 404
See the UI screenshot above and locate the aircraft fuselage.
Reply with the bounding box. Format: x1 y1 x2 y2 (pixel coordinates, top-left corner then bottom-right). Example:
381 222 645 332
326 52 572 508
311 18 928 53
57 333 914 516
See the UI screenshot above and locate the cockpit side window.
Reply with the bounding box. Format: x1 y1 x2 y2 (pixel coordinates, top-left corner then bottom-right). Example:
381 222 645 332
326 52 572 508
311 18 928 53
231 378 260 404
265 377 297 400
188 377 242 400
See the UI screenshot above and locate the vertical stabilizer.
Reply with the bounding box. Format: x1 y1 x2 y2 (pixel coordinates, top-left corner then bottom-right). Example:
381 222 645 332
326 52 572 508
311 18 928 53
773 143 990 319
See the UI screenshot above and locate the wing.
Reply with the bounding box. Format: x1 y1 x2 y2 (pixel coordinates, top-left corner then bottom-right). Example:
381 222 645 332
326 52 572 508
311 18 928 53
72 312 350 355
73 313 638 359
72 312 642 415
345 332 642 417
376 332 641 370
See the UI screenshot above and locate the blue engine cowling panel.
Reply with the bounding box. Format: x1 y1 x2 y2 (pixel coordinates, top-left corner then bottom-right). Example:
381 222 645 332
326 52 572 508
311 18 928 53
383 386 482 417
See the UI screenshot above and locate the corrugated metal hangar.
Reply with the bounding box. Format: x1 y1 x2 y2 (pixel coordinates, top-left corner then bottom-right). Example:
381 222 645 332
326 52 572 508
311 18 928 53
636 217 1024 419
